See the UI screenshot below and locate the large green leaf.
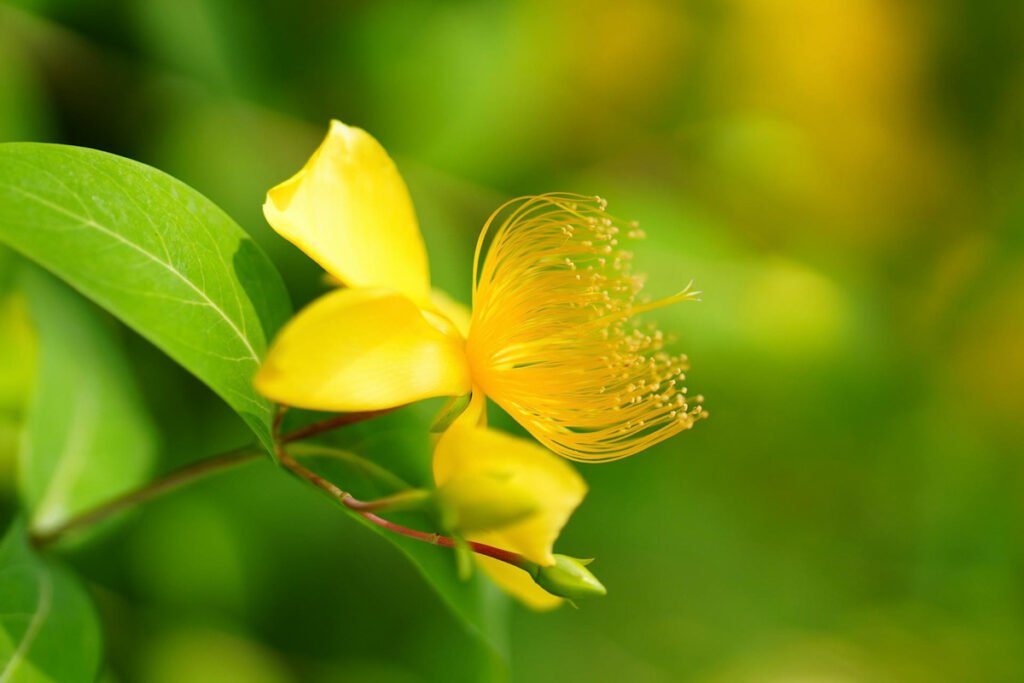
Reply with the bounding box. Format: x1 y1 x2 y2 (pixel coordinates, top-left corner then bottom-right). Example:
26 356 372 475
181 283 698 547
362 513 509 674
18 267 157 536
0 522 101 683
292 428 510 669
0 143 291 453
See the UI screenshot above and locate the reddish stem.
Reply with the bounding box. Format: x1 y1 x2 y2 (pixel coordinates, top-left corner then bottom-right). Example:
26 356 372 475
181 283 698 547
359 511 527 567
33 406 486 553
39 405 536 571
31 447 262 548
275 444 530 570
280 408 400 444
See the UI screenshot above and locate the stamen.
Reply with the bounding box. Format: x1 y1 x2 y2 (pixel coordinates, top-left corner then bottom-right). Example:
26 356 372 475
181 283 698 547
466 194 705 462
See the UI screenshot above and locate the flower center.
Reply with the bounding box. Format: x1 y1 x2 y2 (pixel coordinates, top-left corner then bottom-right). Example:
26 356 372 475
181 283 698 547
465 194 705 462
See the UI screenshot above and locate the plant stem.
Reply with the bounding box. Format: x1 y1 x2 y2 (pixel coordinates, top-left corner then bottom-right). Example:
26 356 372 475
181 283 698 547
275 445 530 569
34 405 534 577
342 489 433 513
286 442 410 490
31 446 262 548
280 408 399 444
31 409 394 548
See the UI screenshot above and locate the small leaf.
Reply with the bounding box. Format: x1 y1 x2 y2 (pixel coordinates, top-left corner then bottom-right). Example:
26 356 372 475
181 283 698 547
0 144 292 454
18 267 157 536
0 521 102 683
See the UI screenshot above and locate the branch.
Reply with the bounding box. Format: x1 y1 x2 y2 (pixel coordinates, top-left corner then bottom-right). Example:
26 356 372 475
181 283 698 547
279 407 400 444
31 446 262 547
33 404 534 578
275 444 530 570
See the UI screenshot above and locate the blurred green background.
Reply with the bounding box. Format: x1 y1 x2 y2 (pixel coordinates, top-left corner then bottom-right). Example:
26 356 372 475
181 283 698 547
1 0 1023 681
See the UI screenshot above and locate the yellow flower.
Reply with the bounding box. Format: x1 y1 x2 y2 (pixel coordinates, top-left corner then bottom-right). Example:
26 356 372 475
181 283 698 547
255 120 704 607
432 392 587 609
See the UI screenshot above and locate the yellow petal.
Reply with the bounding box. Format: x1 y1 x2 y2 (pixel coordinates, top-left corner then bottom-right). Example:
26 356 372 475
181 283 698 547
255 288 470 411
475 555 563 611
433 421 586 566
264 120 431 306
437 467 541 533
429 289 472 338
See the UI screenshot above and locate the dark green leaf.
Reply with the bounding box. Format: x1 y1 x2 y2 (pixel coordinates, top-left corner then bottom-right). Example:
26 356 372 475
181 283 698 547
0 522 102 683
292 437 510 665
0 143 291 453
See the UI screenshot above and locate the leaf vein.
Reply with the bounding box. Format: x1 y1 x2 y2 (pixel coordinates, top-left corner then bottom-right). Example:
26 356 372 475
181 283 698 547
4 183 260 363
0 564 53 683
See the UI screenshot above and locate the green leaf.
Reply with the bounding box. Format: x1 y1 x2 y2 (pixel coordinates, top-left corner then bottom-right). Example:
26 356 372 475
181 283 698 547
291 440 510 666
0 259 34 413
17 267 157 536
376 520 509 670
0 245 18 292
285 407 511 668
0 143 291 454
0 521 102 683
0 254 34 476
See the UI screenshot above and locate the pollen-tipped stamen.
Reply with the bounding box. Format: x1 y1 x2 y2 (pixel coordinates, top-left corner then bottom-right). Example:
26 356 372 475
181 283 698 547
466 193 705 462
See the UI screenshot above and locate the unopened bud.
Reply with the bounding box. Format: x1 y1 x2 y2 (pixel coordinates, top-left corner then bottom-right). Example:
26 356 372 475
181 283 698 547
532 555 607 601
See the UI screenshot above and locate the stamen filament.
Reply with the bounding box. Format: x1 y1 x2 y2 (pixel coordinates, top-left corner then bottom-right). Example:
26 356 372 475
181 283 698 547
467 194 705 462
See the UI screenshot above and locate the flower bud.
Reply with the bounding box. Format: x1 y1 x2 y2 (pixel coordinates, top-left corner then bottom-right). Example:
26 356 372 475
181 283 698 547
532 555 607 601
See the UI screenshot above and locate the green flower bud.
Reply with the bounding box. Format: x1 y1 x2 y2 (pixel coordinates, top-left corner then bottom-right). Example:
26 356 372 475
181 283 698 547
532 555 607 601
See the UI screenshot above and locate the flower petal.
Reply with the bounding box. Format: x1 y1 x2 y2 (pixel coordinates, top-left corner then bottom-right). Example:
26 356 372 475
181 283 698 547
475 555 563 611
433 420 586 566
429 289 472 338
264 120 431 306
255 288 470 411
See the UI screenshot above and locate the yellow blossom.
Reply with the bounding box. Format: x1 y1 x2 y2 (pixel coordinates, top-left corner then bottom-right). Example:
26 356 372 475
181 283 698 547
254 120 704 607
